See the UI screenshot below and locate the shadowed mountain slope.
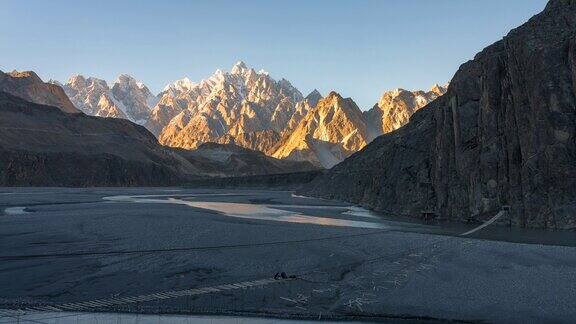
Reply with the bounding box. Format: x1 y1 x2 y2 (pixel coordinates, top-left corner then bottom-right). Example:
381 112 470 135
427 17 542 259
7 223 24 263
177 142 319 177
0 70 79 114
0 91 196 186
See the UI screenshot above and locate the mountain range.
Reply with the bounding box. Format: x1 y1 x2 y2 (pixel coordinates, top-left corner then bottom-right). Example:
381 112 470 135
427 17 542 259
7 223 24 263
0 71 317 185
54 74 158 123
57 62 445 167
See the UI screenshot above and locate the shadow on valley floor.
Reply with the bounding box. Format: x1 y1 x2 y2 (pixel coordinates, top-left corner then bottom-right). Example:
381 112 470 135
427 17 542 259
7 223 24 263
184 170 325 190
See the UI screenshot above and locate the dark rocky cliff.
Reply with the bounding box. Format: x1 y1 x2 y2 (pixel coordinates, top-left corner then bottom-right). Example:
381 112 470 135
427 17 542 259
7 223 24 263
302 0 576 229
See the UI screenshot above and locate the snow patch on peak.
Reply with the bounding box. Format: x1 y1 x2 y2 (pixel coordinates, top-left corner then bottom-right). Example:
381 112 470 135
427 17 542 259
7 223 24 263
163 77 196 92
61 73 157 123
231 61 248 74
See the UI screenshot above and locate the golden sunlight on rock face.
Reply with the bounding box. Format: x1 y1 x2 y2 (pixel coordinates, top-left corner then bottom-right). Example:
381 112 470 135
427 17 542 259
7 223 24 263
272 92 373 168
3 2 576 323
365 84 447 134
30 57 446 167
157 62 305 151
148 61 446 168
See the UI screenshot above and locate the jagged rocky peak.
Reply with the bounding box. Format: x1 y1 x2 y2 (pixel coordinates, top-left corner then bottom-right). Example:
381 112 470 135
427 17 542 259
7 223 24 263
272 90 373 168
67 74 109 92
0 69 79 114
430 83 448 96
60 75 123 118
67 74 87 88
324 91 349 106
163 77 196 94
60 73 157 123
113 74 141 91
305 89 322 107
321 91 365 116
156 61 304 150
364 84 448 134
111 74 158 123
230 60 249 75
303 0 576 229
282 89 323 136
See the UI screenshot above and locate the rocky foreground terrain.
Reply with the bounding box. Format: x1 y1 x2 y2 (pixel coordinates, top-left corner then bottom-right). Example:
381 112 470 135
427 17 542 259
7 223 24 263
303 0 576 229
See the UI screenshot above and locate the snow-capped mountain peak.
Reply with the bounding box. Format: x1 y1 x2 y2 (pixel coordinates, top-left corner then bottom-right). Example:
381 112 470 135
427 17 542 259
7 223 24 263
155 61 304 150
60 74 157 124
231 61 248 75
162 77 197 93
57 63 447 167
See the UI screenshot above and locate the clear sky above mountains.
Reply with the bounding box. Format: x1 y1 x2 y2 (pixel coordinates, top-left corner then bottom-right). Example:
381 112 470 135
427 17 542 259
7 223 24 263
0 0 547 109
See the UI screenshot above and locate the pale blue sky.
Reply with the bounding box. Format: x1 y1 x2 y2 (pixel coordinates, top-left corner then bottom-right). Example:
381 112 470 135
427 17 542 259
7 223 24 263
0 0 547 109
